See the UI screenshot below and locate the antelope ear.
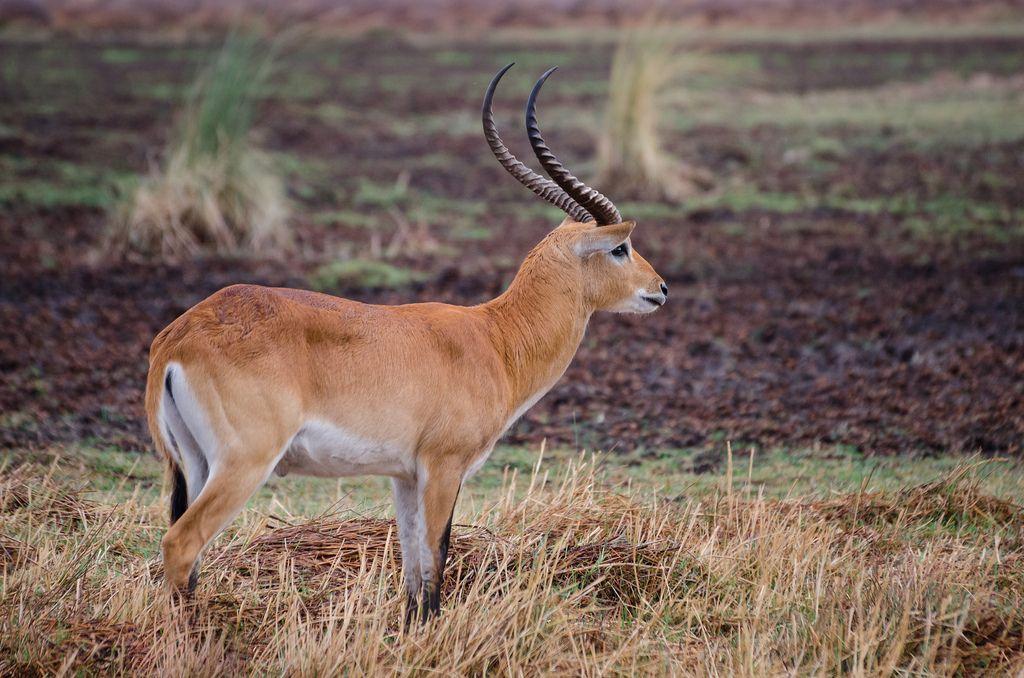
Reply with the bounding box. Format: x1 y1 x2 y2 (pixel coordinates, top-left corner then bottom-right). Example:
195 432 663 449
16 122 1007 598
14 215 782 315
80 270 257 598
573 221 635 257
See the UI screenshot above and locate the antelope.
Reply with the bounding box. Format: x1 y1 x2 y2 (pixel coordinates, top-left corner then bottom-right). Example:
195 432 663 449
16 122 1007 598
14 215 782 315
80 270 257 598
145 64 667 622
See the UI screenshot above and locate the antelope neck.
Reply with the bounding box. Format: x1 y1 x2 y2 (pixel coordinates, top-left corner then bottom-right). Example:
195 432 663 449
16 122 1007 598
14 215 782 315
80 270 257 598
479 248 591 412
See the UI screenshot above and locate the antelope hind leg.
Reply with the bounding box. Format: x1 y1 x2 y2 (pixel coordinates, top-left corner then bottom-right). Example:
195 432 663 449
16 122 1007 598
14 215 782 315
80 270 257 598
161 458 272 593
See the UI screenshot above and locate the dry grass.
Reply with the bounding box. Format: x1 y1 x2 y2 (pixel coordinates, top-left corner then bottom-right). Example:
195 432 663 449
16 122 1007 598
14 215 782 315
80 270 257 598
104 33 289 262
1 455 1023 675
597 26 713 202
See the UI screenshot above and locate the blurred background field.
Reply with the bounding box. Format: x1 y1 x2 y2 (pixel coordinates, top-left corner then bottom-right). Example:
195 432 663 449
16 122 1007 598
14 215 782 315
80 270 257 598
1 0 1024 672
2 11 1021 459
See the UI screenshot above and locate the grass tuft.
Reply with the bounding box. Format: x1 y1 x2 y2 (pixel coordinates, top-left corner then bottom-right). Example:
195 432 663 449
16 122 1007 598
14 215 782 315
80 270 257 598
104 33 289 262
597 26 713 202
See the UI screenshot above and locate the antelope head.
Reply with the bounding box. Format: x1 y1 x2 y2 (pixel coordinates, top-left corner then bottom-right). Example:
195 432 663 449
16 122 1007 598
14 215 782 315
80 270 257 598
482 64 668 315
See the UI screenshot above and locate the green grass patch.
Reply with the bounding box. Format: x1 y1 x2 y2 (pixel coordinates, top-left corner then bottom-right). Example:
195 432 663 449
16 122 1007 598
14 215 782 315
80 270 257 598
353 176 410 209
12 442 1023 521
131 81 186 101
309 258 426 291
312 102 357 124
487 21 1024 48
100 47 142 64
0 181 115 209
671 77 1024 146
311 209 382 229
0 156 132 209
606 444 1024 502
623 185 1024 241
433 50 474 67
273 71 329 101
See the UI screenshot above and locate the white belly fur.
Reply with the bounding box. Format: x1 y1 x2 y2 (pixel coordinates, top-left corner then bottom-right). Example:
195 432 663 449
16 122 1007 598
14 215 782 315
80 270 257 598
274 419 410 478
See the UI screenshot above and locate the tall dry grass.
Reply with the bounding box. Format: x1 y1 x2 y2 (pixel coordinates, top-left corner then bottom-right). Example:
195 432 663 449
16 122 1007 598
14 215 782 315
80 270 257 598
105 33 289 261
598 27 713 201
1 455 1022 675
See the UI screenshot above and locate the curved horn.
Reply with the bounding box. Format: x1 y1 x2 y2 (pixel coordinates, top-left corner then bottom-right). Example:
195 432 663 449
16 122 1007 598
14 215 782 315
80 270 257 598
482 63 594 223
526 67 622 225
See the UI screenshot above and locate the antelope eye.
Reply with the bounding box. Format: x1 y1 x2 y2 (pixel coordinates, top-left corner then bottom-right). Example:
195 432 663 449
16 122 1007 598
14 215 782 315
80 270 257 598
610 243 629 258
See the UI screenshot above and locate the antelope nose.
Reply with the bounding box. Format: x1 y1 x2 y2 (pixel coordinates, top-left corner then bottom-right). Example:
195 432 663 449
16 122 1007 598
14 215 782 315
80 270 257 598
660 282 669 297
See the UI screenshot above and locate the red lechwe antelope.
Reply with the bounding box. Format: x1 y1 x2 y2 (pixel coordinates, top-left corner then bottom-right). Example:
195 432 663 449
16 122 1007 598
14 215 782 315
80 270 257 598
145 64 667 622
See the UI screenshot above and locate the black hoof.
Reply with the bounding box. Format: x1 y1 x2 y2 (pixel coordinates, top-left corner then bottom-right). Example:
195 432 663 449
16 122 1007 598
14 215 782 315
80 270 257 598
403 584 442 627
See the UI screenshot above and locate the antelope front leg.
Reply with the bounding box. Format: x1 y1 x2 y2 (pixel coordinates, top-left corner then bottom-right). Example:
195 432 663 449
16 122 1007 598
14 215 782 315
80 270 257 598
391 476 422 614
408 459 462 624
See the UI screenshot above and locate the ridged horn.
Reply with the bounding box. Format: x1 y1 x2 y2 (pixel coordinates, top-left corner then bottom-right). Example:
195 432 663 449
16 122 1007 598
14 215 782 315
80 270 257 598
482 63 594 223
526 67 622 225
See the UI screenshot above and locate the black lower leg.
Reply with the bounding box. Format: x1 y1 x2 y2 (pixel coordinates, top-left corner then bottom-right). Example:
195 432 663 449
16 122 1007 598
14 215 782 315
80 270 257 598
423 504 457 620
403 583 440 625
187 558 200 593
438 508 455 574
404 590 420 628
406 489 460 625
417 580 441 622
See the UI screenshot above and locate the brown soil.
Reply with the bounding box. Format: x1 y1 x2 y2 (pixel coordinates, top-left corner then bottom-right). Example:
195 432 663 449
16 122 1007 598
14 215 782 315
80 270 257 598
3 202 1021 456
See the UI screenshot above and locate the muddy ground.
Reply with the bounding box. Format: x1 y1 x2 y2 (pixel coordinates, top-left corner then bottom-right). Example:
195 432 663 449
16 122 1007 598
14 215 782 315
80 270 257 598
1 33 1022 457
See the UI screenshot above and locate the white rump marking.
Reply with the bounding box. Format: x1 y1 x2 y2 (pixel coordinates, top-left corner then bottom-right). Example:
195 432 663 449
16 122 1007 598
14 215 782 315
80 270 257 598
164 362 220 460
161 362 220 500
